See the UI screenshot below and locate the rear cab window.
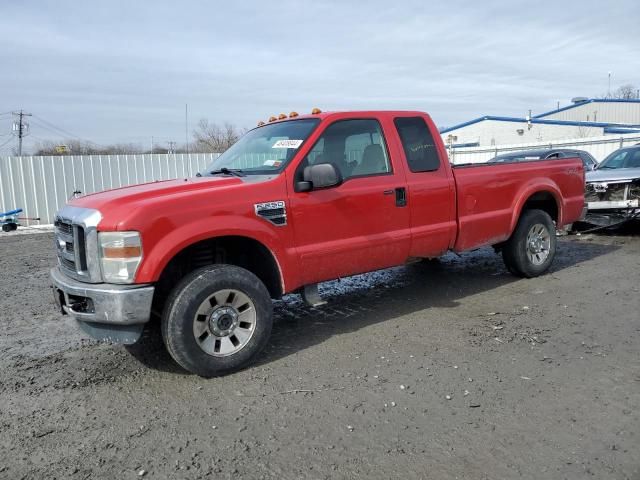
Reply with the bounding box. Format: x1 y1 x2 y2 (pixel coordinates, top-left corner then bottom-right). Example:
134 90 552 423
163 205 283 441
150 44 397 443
394 116 441 172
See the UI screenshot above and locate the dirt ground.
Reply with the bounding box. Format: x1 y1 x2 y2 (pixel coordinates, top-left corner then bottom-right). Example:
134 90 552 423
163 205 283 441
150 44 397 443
0 229 638 480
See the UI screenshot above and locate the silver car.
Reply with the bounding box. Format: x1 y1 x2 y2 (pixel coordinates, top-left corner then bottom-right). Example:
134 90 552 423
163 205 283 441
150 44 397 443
584 146 640 226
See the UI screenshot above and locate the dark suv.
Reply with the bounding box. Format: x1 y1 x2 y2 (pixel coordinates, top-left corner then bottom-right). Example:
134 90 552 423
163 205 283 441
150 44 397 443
488 149 597 170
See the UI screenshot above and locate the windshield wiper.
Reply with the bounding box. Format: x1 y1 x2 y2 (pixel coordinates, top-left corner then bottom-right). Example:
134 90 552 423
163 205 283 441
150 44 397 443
209 167 246 177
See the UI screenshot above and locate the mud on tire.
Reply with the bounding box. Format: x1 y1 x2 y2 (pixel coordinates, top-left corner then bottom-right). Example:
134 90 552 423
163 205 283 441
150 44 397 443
502 209 557 278
161 264 273 377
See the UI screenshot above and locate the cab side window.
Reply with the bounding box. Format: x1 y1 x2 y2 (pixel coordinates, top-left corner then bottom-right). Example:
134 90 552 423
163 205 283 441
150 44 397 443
299 119 391 181
394 116 440 172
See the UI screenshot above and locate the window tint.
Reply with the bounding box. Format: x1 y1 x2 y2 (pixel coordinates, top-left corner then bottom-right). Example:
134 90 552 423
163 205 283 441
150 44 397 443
394 117 440 172
301 119 391 180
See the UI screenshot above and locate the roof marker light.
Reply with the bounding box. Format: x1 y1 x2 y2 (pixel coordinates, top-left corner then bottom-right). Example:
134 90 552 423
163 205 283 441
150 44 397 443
268 116 277 122
311 107 322 114
278 113 287 120
257 121 265 127
289 111 299 118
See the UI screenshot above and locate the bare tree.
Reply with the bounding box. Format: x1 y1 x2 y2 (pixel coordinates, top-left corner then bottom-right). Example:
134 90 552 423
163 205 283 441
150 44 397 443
192 119 245 153
33 139 144 156
611 84 638 99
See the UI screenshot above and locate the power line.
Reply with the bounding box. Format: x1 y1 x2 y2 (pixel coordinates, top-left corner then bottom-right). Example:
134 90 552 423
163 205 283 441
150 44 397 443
29 118 72 138
30 114 94 143
29 115 105 149
0 137 14 149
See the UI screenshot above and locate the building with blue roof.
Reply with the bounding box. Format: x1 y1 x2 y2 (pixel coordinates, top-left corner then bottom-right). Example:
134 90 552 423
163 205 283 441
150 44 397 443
440 98 640 147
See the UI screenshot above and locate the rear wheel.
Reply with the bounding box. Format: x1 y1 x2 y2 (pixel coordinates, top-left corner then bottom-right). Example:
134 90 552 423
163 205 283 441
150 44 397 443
502 209 556 278
161 264 273 377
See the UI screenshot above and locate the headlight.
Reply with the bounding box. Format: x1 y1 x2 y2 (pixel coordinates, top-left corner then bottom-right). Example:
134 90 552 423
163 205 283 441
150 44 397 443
98 231 143 284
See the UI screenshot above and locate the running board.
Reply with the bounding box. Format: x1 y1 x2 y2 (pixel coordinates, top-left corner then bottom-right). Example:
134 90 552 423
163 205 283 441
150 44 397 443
301 284 327 307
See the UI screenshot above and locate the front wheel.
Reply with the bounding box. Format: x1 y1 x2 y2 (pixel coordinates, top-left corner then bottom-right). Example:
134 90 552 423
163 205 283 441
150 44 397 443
161 264 273 377
502 209 557 278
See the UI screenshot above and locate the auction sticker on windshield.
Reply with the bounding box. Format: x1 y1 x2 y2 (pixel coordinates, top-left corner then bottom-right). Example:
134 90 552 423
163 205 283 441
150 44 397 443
272 139 303 149
263 160 283 167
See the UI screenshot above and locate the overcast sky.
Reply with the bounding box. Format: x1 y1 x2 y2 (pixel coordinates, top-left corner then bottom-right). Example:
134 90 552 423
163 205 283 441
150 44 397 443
1 0 639 153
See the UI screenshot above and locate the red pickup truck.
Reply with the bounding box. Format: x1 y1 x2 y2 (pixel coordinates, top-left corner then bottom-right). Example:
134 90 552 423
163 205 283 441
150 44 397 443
51 110 586 376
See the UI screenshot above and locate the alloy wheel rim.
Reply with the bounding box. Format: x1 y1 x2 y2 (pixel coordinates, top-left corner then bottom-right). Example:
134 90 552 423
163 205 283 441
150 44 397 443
192 289 256 357
526 223 551 265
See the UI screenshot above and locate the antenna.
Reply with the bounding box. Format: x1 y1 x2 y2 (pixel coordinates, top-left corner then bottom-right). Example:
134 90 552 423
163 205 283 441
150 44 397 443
185 104 189 154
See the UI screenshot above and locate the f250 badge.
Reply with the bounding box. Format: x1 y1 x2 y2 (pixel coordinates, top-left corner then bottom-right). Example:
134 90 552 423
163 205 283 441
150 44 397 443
254 200 287 226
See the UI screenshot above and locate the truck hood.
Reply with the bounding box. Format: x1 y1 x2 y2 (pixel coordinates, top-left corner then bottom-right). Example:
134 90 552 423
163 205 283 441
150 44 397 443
70 176 244 229
586 168 640 183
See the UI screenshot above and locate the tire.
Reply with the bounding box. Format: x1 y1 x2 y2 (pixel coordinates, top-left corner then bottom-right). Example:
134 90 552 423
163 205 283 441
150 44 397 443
502 209 557 278
161 264 273 377
1 224 10 232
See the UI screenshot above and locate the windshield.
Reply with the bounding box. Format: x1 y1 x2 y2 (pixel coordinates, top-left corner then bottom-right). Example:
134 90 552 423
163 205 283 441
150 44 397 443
203 119 320 175
597 147 640 169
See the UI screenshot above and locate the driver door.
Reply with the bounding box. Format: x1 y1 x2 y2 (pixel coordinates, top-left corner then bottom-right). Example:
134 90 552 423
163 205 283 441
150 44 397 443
287 117 411 285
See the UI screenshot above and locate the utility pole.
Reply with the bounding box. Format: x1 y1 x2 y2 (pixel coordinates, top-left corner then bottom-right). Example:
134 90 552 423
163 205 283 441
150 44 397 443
12 110 32 156
168 141 176 154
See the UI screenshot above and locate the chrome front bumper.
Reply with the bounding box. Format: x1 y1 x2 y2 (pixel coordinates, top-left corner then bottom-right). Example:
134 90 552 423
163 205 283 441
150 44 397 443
51 266 154 343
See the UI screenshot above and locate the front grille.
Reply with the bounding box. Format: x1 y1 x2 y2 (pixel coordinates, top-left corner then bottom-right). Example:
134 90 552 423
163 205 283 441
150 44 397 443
585 183 629 202
55 220 73 236
60 256 76 271
55 218 87 275
53 206 101 283
584 184 600 203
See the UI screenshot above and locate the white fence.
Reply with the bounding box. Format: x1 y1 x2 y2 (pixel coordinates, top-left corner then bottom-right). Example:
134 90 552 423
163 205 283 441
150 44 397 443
448 133 640 164
3 133 640 226
0 153 219 225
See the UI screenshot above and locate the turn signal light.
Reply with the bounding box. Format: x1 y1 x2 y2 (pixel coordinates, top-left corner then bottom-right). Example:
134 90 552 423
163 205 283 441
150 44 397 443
102 245 142 259
289 111 299 118
311 107 322 114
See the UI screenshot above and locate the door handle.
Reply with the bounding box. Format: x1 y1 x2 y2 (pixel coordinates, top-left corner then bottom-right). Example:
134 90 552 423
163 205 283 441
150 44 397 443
395 187 407 207
383 189 394 195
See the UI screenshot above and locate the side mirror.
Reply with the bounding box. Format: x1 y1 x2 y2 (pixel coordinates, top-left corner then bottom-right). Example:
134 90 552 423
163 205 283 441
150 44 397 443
296 163 342 192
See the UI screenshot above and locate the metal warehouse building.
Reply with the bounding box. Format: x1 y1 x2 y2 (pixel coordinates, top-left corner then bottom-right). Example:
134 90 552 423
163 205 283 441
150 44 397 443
440 98 640 147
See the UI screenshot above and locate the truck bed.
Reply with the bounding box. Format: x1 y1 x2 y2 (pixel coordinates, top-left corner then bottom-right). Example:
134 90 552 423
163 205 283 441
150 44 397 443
451 158 585 252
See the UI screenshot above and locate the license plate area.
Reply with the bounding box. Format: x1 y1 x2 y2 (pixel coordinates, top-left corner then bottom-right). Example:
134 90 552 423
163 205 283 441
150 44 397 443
53 287 67 315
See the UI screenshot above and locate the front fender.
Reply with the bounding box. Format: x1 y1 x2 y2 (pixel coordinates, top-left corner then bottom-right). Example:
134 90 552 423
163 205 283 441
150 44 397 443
134 215 296 291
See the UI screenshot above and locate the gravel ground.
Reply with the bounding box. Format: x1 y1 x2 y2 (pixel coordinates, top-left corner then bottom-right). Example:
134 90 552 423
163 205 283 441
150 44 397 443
0 230 638 479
